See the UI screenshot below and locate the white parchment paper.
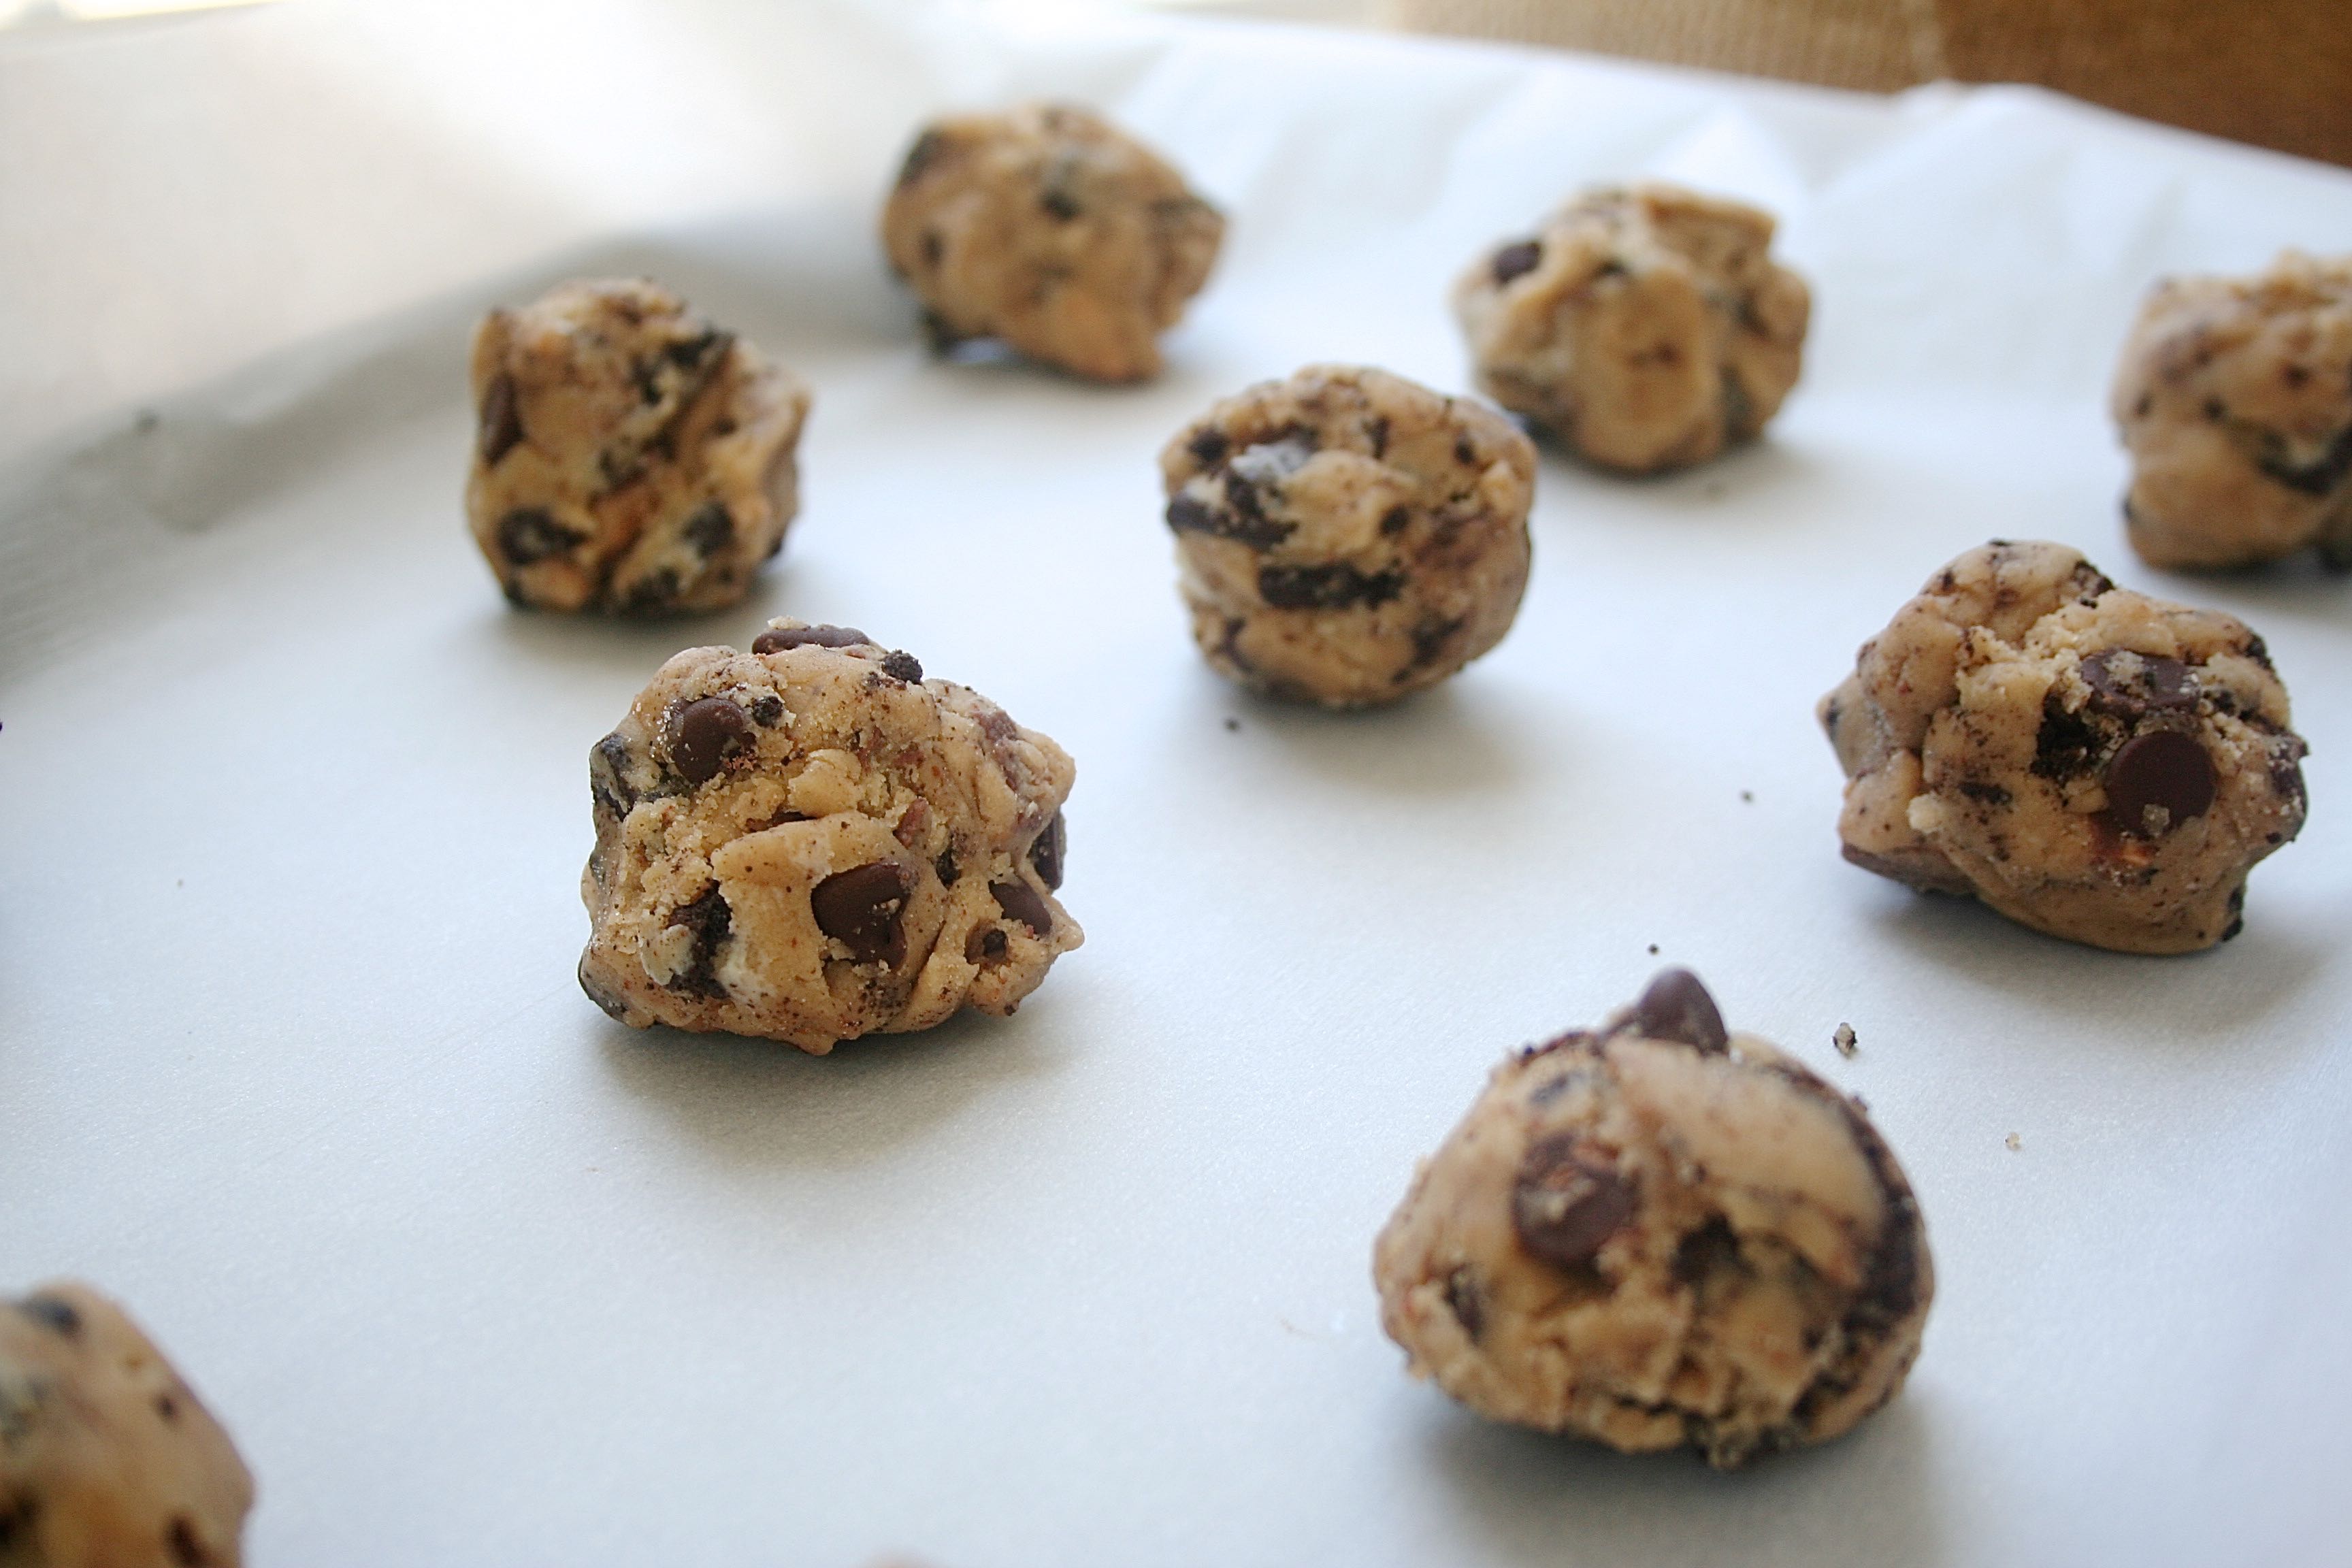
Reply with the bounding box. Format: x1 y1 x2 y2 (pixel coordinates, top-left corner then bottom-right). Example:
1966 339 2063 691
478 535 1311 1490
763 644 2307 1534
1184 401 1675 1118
3 3 2348 1565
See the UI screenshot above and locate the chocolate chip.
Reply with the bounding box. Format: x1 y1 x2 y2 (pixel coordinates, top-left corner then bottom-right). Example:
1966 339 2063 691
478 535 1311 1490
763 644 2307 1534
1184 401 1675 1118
15 1294 80 1337
1671 1214 1742 1286
1367 414 1390 457
1379 505 1410 536
1187 427 1230 466
1490 239 1543 284
811 862 911 966
1407 614 1466 670
663 329 730 371
666 885 732 996
1026 813 1066 890
749 695 785 726
1041 186 1081 221
154 1392 178 1422
1454 436 1477 466
495 508 584 566
478 372 525 463
2270 740 2308 810
934 847 960 886
2105 730 2216 835
578 956 632 1020
2080 650 2197 717
1164 490 1294 550
167 1514 206 1567
1958 780 2012 806
1442 1265 1486 1339
2257 424 2352 497
753 624 871 654
990 878 1053 935
1632 968 1729 1053
667 697 753 785
621 568 682 615
1512 1134 1635 1271
1257 562 1405 610
881 650 924 683
591 732 638 817
965 926 1009 964
681 502 734 557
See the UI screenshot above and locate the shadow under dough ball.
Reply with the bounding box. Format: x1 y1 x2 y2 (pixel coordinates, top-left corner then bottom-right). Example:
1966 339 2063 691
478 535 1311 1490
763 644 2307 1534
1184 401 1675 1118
1820 540 2308 953
1373 969 1933 1469
465 277 811 615
1160 364 1536 707
2111 250 2352 570
0 1281 255 1568
1454 182 1809 474
881 101 1225 382
578 621 1081 1052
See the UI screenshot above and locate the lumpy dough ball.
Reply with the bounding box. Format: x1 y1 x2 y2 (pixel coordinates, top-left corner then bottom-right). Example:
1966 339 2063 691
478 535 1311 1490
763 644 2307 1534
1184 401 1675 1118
0 1282 255 1568
466 278 811 615
881 102 1224 382
1374 969 1932 1469
2112 252 2352 570
578 621 1081 1051
1820 540 2308 954
1454 183 1808 474
1160 365 1536 706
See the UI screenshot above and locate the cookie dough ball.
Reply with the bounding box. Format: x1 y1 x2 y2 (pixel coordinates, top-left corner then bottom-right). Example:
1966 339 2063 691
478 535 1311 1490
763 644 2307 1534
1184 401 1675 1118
579 621 1082 1051
1820 540 2308 953
1375 970 1931 1469
1454 184 1808 474
1159 365 1536 706
881 103 1224 382
466 278 811 615
0 1282 255 1567
2112 252 2352 570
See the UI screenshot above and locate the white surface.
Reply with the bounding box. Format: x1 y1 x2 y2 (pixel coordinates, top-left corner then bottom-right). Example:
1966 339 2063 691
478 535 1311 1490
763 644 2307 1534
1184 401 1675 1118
3 5 2350 1566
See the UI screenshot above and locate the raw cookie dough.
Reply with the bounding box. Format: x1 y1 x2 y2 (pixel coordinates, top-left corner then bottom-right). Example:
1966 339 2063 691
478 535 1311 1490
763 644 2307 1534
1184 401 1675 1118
1820 540 2308 953
1374 970 1931 1469
1454 183 1809 474
466 277 811 614
579 621 1081 1051
2111 251 2352 570
0 1282 255 1568
1160 364 1536 706
881 102 1224 382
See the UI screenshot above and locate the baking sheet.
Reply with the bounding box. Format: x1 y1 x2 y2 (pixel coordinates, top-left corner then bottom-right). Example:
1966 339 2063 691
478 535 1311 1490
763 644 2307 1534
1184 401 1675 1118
3 3 2349 1565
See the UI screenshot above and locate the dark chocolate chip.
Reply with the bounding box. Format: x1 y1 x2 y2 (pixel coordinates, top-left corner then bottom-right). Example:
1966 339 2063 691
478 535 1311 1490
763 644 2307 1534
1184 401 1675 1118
1512 1134 1636 1271
965 926 1009 964
1027 813 1066 890
1957 780 2012 806
1367 414 1390 458
1454 436 1477 466
2080 649 2196 717
621 568 682 615
478 372 525 463
1186 427 1230 466
2257 424 2352 497
155 1392 178 1422
2105 730 2216 835
578 956 632 1020
1632 968 1729 1053
749 695 785 726
1257 562 1405 610
667 698 753 785
811 862 912 966
881 650 924 683
1379 505 1410 536
15 1294 80 1336
2270 739 2308 811
753 624 872 654
666 885 733 997
495 508 584 566
1041 186 1081 221
1490 239 1543 284
990 878 1053 935
1164 490 1294 550
663 329 730 370
1671 1214 1742 1286
167 1514 206 1567
934 847 960 886
1442 1264 1486 1339
1407 614 1467 670
681 502 734 557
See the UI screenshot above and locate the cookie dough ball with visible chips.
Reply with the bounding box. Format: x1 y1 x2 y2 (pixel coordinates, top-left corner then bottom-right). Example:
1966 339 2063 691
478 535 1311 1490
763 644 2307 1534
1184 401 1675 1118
579 621 1081 1051
466 278 811 615
1159 365 1535 707
881 102 1224 382
2112 252 2352 570
1820 540 2308 954
1454 183 1808 474
1 1282 255 1568
1375 970 1932 1469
